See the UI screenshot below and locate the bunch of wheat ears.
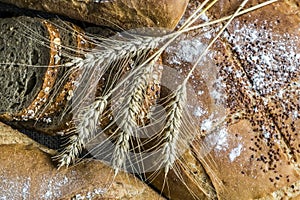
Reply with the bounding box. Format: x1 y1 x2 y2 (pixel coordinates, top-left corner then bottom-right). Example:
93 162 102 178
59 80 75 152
5 0 278 198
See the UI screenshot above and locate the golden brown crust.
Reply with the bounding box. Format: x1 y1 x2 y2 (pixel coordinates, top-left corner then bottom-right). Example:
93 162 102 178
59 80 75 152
149 149 217 200
0 144 164 199
258 179 300 199
1 0 188 30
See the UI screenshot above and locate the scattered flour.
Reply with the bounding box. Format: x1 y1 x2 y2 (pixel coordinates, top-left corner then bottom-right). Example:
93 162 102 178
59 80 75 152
229 144 243 162
166 38 206 65
201 118 213 131
41 175 69 199
72 188 106 200
197 90 204 96
0 176 31 200
193 106 207 117
226 21 300 96
214 128 229 152
202 125 229 153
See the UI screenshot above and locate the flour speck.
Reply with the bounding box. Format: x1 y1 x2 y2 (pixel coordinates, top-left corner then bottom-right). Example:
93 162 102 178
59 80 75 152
229 144 243 162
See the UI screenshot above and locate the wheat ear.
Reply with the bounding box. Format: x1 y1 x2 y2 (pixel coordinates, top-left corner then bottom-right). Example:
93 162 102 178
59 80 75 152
111 59 158 173
65 35 163 113
56 95 108 167
160 85 187 175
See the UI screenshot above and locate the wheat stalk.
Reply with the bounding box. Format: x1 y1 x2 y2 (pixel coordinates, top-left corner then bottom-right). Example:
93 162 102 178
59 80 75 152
56 39 161 168
55 36 163 167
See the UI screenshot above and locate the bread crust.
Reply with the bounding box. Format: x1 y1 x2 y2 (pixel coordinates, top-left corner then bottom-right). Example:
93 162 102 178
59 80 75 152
0 0 188 30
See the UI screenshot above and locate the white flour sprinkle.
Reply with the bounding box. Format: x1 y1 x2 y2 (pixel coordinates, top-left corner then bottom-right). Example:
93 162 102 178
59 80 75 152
166 38 206 65
22 178 31 199
201 118 213 131
229 144 243 162
0 176 31 200
203 126 229 152
197 90 204 96
41 175 69 199
226 21 300 96
214 128 229 151
193 106 207 117
72 188 106 200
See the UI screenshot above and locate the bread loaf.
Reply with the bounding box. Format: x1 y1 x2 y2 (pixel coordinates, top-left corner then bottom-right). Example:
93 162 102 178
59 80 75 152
0 122 164 199
149 0 300 199
200 1 300 199
0 0 188 30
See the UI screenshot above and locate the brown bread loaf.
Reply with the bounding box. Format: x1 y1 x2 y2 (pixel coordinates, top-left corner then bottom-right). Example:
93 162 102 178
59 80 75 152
0 122 164 199
0 0 188 30
149 0 300 199
0 16 91 135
